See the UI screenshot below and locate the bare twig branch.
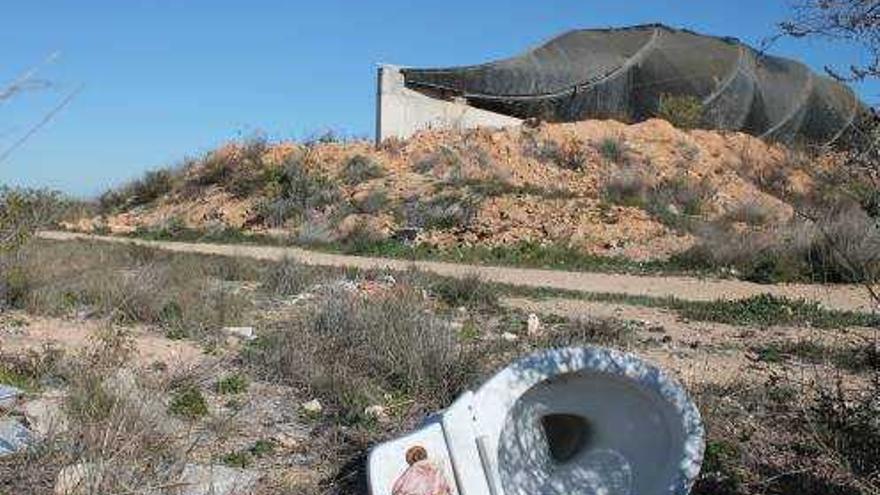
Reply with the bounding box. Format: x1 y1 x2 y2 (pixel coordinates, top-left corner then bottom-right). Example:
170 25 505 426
0 84 83 165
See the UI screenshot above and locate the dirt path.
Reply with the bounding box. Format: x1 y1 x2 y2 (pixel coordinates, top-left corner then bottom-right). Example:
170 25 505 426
39 231 877 312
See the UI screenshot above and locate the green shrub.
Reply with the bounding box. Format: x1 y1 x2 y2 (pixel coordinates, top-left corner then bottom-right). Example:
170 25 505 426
676 294 876 329
657 94 703 129
216 374 249 395
0 187 66 253
596 136 627 164
168 385 208 419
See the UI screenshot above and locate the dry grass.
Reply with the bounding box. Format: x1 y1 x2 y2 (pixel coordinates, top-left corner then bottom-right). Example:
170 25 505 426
0 329 198 495
0 239 253 340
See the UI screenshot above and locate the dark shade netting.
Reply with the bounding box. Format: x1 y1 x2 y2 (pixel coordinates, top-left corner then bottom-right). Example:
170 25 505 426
401 24 862 145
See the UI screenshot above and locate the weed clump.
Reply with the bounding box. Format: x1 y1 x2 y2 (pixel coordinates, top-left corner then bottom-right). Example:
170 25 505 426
430 274 499 309
168 385 208 419
216 374 249 395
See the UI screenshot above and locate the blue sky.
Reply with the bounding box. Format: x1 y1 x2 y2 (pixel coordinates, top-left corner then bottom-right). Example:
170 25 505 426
2 0 877 197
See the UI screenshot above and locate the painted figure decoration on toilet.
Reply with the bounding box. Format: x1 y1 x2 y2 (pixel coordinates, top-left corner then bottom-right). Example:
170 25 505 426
369 347 706 495
391 446 453 495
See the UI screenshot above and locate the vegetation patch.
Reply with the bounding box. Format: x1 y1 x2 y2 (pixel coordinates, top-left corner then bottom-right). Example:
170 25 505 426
168 385 209 419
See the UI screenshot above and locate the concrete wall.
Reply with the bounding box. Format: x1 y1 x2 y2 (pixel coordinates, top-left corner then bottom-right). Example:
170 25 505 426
376 65 522 144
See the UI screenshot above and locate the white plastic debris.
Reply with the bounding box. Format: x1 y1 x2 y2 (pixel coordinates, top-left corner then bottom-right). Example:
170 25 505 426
223 326 257 342
527 313 542 336
301 399 323 415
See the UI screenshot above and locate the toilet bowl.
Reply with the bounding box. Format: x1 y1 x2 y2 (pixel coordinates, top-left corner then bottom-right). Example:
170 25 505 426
368 347 704 495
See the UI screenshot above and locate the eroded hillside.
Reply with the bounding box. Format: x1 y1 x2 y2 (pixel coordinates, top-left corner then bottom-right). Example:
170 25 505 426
77 119 843 266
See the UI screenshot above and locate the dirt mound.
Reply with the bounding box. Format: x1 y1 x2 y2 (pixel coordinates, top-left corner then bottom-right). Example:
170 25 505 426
85 119 823 261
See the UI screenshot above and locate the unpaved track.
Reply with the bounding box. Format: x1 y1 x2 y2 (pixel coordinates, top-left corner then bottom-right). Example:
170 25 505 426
40 231 876 312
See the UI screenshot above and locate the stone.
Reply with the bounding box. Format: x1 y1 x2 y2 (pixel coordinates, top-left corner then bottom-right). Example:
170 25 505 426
0 418 33 456
526 313 542 336
55 463 104 495
178 464 259 495
301 399 323 415
22 391 68 437
55 463 258 495
0 385 23 411
223 327 256 342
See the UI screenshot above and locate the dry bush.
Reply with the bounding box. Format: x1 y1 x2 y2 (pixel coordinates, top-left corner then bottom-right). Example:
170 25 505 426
537 317 636 348
521 131 591 170
340 155 384 186
692 377 880 495
681 204 880 283
404 193 479 231
191 136 271 198
257 154 339 228
250 284 476 421
649 174 716 217
603 169 650 207
723 200 775 226
351 189 389 215
98 169 178 214
261 257 318 296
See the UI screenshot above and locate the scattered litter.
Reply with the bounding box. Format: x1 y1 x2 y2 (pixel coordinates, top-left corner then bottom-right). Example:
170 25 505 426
0 418 33 456
527 313 542 336
501 332 519 342
223 327 257 342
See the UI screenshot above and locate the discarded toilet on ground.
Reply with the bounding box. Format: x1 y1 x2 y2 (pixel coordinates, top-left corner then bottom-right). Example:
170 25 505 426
368 347 705 495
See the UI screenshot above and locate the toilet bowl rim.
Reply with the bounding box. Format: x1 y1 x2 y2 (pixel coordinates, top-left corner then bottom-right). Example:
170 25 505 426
468 346 706 495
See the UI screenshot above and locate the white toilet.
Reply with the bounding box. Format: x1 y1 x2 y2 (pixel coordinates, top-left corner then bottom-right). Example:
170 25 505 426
368 346 704 495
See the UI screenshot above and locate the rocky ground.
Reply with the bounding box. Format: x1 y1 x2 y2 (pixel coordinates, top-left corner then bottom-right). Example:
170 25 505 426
72 119 830 262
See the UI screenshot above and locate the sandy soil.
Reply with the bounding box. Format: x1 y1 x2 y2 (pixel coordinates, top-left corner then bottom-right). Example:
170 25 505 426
39 230 878 313
502 297 877 387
